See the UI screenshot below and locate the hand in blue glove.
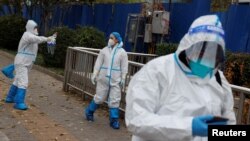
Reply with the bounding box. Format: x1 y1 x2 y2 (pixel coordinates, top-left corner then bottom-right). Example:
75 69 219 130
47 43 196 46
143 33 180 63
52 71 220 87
192 115 228 137
192 115 213 137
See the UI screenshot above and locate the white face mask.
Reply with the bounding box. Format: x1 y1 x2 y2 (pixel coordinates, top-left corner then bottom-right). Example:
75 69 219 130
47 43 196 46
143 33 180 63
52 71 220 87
33 28 38 35
108 39 115 46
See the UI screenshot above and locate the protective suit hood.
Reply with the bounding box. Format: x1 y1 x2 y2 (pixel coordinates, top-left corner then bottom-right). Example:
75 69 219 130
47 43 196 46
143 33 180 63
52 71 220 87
175 15 226 82
176 15 225 54
25 20 38 35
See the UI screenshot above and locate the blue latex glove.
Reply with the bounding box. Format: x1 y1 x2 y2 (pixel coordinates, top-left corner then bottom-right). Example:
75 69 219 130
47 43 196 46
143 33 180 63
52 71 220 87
192 115 213 137
192 115 228 137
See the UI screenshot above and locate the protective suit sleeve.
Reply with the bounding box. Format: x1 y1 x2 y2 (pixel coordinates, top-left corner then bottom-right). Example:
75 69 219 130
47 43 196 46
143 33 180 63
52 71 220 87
219 71 236 125
125 63 193 141
120 51 128 77
91 69 99 85
93 49 104 72
24 32 48 44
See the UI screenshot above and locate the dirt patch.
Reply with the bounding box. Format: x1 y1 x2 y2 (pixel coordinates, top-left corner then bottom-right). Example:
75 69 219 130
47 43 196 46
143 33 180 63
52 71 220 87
1 75 78 141
10 106 79 141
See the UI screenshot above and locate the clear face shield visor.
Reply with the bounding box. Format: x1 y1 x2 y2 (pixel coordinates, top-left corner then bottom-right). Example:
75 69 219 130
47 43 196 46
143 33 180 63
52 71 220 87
185 41 225 69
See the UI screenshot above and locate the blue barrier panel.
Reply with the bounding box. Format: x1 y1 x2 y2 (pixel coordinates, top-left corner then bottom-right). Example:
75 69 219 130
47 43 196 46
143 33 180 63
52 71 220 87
225 5 250 53
1 0 250 53
168 0 211 43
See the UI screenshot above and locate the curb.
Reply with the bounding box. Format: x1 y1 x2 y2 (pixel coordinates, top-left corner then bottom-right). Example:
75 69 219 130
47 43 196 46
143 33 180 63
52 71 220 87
0 50 64 82
32 65 64 82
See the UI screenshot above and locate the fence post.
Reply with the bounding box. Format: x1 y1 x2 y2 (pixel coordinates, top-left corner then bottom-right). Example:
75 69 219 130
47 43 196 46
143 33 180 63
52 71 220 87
237 92 245 124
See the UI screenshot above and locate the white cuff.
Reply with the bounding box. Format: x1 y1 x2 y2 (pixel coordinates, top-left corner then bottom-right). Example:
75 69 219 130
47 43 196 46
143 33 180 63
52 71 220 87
122 73 127 80
93 70 99 76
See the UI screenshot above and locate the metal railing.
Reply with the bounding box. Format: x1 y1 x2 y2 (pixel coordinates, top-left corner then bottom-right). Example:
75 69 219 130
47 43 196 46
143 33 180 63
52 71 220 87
231 85 250 124
70 47 158 64
63 47 145 112
63 47 250 124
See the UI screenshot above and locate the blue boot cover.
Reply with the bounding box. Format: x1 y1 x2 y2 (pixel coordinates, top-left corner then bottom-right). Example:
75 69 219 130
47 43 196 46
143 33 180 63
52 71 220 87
85 100 98 121
109 108 120 129
14 88 28 110
5 84 18 103
1 64 15 79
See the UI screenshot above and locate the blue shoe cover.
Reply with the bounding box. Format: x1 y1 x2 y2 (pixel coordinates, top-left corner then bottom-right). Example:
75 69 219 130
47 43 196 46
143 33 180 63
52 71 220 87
5 85 18 103
13 88 28 110
109 108 120 129
110 119 120 129
85 100 98 121
14 103 28 110
1 64 15 79
85 107 94 121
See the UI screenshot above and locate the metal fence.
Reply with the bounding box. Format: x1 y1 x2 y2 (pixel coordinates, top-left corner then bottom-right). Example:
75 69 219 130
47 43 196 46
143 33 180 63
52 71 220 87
63 47 250 124
63 47 145 112
231 85 250 124
70 47 158 64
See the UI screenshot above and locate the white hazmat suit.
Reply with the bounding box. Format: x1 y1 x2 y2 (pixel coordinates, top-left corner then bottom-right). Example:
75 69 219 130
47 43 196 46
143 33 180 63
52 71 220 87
93 43 128 108
125 15 236 141
85 32 128 129
14 20 50 89
5 20 54 110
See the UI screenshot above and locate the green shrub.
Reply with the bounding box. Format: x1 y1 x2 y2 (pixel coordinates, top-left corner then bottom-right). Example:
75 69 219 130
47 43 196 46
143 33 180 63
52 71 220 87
75 26 106 49
224 53 250 88
40 26 77 68
39 26 106 68
0 15 26 50
155 43 178 56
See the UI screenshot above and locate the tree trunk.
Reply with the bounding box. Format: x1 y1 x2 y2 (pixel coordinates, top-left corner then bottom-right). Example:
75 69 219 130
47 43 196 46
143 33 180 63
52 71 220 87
14 0 22 16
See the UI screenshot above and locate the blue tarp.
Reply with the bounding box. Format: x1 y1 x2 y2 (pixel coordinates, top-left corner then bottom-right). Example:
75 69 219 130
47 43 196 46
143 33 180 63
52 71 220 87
11 2 210 52
1 0 250 53
169 0 211 42
224 5 250 53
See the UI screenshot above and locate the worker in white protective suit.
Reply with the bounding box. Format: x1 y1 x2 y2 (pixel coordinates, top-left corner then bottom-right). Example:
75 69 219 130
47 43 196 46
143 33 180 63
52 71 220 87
85 32 128 129
125 15 236 141
4 20 56 110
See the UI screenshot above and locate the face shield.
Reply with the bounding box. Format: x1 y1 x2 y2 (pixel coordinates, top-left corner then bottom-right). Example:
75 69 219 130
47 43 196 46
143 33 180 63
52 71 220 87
186 41 224 68
185 41 225 78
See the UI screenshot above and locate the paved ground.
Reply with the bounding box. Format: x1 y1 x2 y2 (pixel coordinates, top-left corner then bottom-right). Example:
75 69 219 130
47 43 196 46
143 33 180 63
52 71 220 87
0 50 132 141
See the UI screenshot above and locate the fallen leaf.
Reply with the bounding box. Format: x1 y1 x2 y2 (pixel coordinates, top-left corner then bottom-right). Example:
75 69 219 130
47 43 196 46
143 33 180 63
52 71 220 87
30 103 36 107
54 124 61 127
